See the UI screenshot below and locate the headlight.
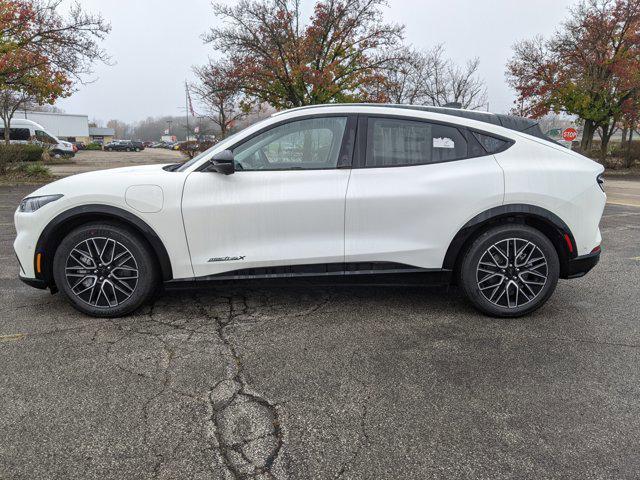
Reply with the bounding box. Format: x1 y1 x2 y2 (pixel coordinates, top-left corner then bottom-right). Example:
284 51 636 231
18 194 63 213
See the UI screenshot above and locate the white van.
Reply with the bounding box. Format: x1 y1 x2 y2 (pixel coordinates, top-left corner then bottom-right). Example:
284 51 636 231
0 118 76 157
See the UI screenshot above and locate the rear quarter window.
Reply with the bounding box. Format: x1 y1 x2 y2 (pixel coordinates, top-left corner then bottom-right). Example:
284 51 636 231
473 132 511 154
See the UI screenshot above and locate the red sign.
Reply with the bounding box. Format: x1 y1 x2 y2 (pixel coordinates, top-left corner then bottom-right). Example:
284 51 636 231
562 128 578 142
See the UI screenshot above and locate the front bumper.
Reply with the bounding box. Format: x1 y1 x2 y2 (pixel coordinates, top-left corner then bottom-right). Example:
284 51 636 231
19 275 48 290
564 250 600 279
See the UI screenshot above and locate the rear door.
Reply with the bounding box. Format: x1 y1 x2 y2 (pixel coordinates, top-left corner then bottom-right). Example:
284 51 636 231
182 115 356 278
345 115 505 270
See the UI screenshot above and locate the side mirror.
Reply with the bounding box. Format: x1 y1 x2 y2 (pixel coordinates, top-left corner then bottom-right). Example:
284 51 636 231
208 150 235 175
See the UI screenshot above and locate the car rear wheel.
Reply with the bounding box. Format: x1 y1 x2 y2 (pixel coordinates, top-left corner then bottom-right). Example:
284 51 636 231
459 224 559 317
53 223 158 317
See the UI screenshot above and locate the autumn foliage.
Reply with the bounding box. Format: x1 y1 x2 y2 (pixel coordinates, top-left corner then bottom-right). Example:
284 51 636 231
0 1 71 103
507 0 640 155
203 0 405 109
0 0 110 144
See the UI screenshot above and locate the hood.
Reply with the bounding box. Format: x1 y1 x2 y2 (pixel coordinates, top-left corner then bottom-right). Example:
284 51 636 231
28 163 175 198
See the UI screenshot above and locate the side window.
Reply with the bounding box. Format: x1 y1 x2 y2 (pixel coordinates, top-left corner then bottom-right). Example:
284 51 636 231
35 130 57 144
10 128 30 141
366 118 468 167
473 132 509 154
233 117 348 171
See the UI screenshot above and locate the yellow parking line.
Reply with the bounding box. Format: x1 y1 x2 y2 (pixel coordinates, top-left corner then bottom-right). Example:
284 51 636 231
0 333 25 342
607 200 640 207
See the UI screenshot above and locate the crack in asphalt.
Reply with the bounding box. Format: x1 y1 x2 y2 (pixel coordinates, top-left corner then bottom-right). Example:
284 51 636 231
42 288 331 479
335 391 371 479
195 293 288 480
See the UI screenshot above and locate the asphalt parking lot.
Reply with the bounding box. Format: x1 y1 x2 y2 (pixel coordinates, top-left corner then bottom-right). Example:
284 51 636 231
1 179 639 479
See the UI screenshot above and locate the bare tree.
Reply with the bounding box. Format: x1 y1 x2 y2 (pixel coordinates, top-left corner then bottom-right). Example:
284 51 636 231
384 46 438 105
106 119 130 139
384 45 488 110
192 59 254 139
424 53 487 110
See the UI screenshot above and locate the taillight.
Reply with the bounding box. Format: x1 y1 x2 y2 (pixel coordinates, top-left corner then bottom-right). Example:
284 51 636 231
597 173 605 192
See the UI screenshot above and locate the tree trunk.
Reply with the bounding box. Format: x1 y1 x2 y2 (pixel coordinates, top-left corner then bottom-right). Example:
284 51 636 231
3 118 10 145
580 120 596 151
625 128 634 168
600 126 613 163
621 125 629 148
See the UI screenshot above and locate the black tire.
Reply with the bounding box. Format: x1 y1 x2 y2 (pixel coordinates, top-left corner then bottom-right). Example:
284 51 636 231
459 224 559 317
53 222 158 317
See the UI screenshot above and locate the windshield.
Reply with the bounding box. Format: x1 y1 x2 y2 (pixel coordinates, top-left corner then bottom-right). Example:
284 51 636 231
176 117 272 172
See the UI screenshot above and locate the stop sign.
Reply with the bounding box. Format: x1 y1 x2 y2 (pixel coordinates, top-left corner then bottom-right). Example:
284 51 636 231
562 128 578 142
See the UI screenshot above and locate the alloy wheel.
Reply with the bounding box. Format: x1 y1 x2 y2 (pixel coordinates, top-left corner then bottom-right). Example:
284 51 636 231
476 237 548 309
64 237 139 308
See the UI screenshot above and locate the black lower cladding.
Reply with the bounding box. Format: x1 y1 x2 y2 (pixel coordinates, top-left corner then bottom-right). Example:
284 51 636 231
19 276 48 290
564 250 601 279
165 262 453 289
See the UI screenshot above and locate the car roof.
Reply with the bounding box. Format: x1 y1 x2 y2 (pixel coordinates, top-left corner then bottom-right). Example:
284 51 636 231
272 103 550 141
4 118 44 129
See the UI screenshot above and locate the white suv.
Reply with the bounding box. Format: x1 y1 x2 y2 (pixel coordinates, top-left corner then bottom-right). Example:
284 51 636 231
14 104 606 318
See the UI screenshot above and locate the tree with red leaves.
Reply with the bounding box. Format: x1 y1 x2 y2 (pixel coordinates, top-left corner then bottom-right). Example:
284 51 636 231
0 0 110 144
202 0 405 109
192 59 255 139
507 0 640 157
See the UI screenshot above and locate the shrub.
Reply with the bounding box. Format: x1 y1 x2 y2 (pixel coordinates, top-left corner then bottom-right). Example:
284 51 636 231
178 140 216 159
0 144 44 173
17 162 52 178
610 140 640 168
86 142 102 150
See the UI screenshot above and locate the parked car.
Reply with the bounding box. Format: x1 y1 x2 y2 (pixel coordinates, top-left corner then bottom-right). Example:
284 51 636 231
103 140 143 152
74 142 87 150
130 140 145 151
1 118 75 158
14 104 605 318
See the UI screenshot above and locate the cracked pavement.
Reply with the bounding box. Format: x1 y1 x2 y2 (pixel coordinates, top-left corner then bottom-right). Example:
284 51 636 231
1 183 640 479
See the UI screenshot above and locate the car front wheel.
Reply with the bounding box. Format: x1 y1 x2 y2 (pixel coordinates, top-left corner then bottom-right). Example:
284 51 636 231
459 224 559 317
53 223 158 317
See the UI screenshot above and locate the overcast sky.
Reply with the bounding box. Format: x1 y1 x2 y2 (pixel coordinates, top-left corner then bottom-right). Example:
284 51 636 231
56 0 574 124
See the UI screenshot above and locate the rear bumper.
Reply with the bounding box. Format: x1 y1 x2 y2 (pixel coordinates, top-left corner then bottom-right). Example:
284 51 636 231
564 250 600 279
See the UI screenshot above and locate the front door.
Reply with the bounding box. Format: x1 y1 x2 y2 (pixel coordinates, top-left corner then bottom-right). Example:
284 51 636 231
182 115 355 278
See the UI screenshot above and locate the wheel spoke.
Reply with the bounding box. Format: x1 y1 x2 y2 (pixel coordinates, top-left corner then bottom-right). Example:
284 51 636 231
522 270 546 279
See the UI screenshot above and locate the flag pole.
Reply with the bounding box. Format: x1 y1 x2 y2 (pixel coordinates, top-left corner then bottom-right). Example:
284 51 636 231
185 81 190 141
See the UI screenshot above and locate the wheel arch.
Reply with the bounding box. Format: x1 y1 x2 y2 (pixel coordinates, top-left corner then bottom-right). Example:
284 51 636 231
443 204 577 280
35 204 173 290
